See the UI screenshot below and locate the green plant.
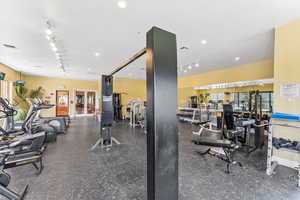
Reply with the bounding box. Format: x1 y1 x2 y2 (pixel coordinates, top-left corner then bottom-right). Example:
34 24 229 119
14 86 44 121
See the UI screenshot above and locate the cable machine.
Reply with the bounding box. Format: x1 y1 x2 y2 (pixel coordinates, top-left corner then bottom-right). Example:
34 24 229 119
91 27 178 200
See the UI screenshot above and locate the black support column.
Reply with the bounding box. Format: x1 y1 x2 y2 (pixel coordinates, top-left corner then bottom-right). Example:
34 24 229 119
101 75 113 146
146 27 178 200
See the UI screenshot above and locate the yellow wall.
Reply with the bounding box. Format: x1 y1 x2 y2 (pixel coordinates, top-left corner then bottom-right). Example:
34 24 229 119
197 84 273 103
0 63 20 82
176 59 274 106
178 84 273 106
273 19 300 162
178 87 198 107
23 75 99 117
197 84 273 95
274 19 300 114
113 77 146 115
178 59 274 89
1 56 275 116
22 75 147 117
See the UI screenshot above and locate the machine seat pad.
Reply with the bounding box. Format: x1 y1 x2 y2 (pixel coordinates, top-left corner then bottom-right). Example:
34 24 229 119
228 129 243 136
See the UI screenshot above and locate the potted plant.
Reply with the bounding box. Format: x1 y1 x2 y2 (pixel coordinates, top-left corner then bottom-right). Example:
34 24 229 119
14 86 44 121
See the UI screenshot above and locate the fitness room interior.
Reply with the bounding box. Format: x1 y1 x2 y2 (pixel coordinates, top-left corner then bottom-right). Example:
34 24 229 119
0 1 300 200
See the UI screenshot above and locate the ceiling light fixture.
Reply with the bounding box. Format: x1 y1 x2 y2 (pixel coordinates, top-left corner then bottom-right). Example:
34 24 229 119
45 29 53 35
50 42 56 48
118 0 127 8
188 65 192 69
235 57 240 61
201 40 207 45
184 70 187 73
45 20 68 74
94 52 100 57
195 63 199 67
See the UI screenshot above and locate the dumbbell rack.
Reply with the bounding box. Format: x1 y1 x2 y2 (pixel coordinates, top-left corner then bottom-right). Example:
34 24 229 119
266 113 300 187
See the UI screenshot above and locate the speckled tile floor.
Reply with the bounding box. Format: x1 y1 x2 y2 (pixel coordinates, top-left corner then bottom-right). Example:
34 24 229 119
2 117 300 200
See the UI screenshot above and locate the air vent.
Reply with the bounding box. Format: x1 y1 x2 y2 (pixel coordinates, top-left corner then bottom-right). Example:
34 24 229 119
180 46 189 50
3 44 17 49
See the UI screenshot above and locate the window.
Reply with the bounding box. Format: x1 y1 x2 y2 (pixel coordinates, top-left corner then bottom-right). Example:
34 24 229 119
239 92 249 110
233 91 273 112
0 80 13 103
260 91 273 112
210 93 224 101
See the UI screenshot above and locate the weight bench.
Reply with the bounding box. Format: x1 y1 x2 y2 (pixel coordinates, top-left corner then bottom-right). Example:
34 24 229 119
192 138 242 173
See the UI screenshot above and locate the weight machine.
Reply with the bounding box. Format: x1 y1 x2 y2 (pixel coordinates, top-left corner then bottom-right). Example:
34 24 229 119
90 75 121 150
129 100 143 127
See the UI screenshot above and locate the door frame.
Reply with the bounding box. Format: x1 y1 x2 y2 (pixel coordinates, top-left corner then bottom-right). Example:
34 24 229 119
56 90 70 116
73 89 98 117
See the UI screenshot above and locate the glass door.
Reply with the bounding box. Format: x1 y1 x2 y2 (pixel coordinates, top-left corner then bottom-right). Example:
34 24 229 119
75 91 85 115
87 91 96 114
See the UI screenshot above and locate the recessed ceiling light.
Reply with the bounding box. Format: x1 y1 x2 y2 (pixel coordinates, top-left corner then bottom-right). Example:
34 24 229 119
50 42 56 48
188 65 192 69
195 63 199 67
235 57 240 61
184 70 187 73
94 52 100 57
118 0 127 8
52 46 58 52
45 29 53 35
201 40 207 45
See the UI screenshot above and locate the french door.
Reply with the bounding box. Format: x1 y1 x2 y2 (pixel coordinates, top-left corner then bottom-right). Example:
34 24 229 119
74 90 97 116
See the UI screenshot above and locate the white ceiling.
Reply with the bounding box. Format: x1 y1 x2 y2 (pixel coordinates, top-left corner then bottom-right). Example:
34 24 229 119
0 0 300 80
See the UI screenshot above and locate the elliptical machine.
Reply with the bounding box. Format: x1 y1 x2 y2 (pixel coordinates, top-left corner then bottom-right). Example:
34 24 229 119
0 97 57 143
33 98 69 134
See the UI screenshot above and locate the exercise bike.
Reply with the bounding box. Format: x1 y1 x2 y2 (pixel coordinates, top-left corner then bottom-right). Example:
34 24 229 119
0 153 28 200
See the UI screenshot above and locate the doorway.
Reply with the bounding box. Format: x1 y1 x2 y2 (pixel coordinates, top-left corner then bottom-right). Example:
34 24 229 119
56 90 69 116
75 91 85 115
74 89 97 116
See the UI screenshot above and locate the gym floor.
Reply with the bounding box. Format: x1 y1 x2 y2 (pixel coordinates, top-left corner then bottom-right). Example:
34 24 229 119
3 117 300 200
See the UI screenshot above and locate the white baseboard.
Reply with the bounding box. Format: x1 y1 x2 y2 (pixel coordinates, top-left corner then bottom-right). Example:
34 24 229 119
272 156 300 170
